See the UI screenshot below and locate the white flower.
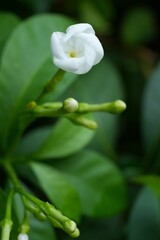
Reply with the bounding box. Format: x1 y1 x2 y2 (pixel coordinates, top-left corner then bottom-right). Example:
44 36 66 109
18 233 29 240
51 23 104 74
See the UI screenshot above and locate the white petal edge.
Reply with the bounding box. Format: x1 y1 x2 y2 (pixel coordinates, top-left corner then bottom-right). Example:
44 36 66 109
64 23 95 42
78 33 104 64
51 32 66 59
53 57 85 73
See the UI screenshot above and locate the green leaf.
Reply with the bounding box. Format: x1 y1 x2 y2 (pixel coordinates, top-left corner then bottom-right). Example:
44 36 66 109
128 187 160 240
30 162 82 221
29 216 57 240
0 12 20 56
0 14 76 153
19 118 95 159
142 62 160 150
132 175 160 197
61 59 125 158
54 150 127 217
121 8 157 46
15 126 51 157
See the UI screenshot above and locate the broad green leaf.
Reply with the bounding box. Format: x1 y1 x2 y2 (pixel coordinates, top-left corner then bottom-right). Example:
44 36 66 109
128 187 160 240
141 62 160 150
121 8 156 46
133 175 160 197
29 118 95 159
29 216 57 240
0 13 20 57
30 162 82 221
54 150 127 217
61 59 125 158
0 14 76 153
15 126 51 157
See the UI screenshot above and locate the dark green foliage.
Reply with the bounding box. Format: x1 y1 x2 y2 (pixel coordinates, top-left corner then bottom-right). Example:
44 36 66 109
0 1 160 239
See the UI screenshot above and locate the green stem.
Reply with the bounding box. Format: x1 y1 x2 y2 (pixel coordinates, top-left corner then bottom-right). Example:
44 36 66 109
3 161 20 187
5 191 14 220
2 161 43 206
22 196 46 221
1 190 14 240
31 100 126 119
77 100 126 114
2 161 80 237
18 208 30 234
3 70 65 160
37 69 65 101
1 221 12 240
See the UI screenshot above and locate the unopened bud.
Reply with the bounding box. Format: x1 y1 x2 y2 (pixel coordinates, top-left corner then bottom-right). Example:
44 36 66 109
63 220 77 233
114 100 126 113
63 98 78 113
18 233 29 240
69 228 80 238
26 101 37 110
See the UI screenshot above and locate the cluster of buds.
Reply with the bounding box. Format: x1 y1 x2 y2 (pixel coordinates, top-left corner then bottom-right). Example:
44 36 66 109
27 98 126 130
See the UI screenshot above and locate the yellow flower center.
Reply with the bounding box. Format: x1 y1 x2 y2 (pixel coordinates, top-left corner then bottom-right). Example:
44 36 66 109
69 51 77 58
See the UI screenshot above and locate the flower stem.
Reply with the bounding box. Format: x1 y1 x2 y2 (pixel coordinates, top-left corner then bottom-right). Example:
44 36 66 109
2 161 43 206
18 209 30 234
2 160 80 238
1 190 14 240
1 220 12 240
22 196 46 221
3 160 20 187
77 100 126 114
37 69 65 101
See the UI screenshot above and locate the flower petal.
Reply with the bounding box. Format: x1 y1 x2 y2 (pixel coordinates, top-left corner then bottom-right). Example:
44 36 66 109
53 56 85 73
51 32 66 59
81 47 97 72
64 23 95 41
78 33 104 64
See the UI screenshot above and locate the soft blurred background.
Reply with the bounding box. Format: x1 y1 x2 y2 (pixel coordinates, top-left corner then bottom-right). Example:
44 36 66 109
1 0 160 240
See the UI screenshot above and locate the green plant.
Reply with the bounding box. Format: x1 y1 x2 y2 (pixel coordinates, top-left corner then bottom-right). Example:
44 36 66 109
0 13 127 240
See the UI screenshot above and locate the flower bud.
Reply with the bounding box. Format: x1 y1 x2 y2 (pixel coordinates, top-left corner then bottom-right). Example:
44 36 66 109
18 233 29 240
26 101 37 110
63 98 78 113
63 219 77 233
114 100 127 113
69 228 80 238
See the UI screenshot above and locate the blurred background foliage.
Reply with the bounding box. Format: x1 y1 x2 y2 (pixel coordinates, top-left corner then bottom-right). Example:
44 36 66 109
1 0 160 239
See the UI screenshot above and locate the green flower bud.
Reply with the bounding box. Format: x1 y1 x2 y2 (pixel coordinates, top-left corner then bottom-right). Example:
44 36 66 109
63 219 77 233
26 101 37 110
63 98 78 113
114 100 127 113
69 228 80 238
